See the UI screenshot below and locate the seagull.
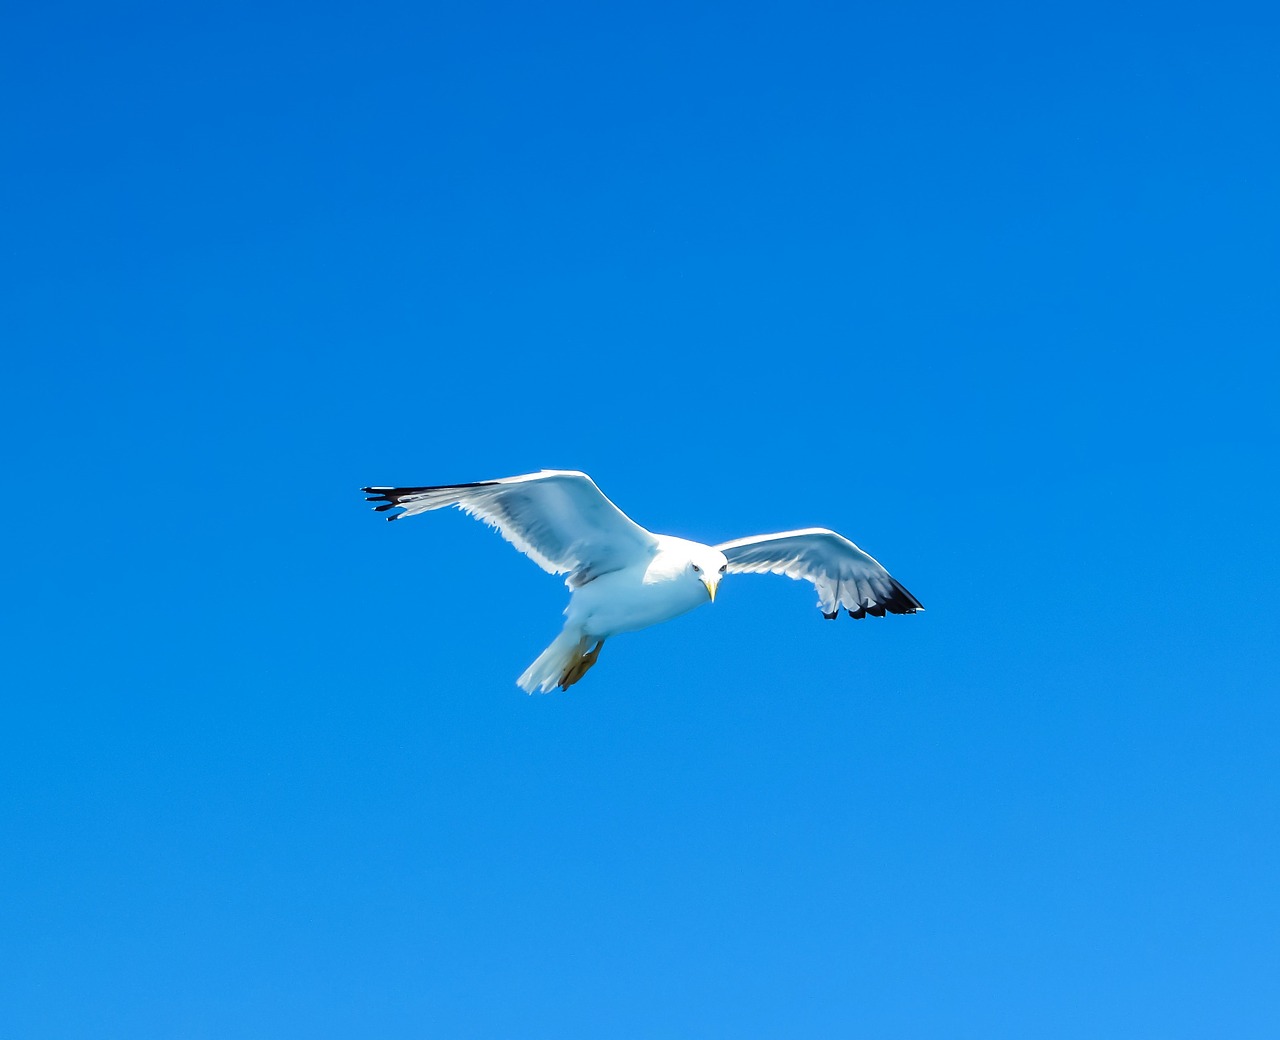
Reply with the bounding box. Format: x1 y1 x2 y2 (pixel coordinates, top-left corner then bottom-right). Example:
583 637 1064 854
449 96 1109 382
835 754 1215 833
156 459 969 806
362 470 923 693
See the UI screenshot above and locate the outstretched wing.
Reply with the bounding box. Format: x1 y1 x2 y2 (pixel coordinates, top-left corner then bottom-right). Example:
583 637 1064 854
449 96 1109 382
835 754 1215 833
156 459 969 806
362 469 658 587
715 528 923 618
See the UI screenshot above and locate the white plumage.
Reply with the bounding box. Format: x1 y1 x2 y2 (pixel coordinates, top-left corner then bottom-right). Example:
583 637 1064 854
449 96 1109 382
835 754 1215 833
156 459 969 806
363 470 923 693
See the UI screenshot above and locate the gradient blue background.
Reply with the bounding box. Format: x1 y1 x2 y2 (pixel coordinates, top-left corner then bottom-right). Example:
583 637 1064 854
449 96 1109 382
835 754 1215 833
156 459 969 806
3 0 1278 1036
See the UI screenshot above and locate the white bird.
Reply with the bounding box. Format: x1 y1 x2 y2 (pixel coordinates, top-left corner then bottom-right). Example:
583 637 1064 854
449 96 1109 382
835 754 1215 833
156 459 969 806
362 470 923 693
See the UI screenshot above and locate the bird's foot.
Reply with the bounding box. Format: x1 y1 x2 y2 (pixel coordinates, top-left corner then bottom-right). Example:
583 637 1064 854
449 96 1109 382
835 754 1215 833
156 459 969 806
559 639 605 690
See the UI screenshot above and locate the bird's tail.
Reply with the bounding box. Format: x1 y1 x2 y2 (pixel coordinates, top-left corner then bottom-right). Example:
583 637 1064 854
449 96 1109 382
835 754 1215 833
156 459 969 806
517 629 605 694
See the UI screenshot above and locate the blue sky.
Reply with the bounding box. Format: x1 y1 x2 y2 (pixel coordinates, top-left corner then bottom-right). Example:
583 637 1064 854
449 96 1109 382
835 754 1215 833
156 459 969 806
3 0 1278 1035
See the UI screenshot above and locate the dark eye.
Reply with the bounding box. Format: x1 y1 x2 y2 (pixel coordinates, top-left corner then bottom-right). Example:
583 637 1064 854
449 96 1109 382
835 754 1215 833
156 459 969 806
692 564 701 573
719 565 727 574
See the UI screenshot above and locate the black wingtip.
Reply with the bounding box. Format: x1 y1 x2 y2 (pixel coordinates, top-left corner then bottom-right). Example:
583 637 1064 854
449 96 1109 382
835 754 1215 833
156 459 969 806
885 577 925 614
361 486 403 520
841 574 924 621
822 610 839 620
361 479 502 520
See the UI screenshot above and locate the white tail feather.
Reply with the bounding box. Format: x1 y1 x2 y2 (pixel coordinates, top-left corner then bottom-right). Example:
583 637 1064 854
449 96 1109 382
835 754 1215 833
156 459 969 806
517 629 590 694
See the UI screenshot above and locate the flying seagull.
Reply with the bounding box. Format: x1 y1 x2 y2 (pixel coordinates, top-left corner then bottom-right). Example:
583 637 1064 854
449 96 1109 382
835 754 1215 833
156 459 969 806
362 470 923 693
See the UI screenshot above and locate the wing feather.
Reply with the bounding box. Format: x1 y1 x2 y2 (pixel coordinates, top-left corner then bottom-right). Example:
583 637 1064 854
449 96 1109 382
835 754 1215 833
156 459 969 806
362 470 658 587
715 528 923 619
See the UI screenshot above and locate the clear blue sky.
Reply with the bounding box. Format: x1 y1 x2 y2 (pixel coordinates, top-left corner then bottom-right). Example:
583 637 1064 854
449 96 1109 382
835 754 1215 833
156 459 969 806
3 0 1278 1035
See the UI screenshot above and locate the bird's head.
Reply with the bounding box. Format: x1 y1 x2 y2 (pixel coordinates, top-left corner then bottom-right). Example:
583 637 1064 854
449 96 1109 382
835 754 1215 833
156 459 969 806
689 548 729 602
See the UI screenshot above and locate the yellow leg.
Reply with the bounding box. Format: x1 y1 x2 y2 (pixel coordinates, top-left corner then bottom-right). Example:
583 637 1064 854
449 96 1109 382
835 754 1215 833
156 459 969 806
559 639 605 690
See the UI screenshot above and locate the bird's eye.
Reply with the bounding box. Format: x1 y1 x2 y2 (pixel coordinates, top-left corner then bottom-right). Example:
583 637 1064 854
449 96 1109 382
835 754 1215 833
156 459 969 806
719 564 727 574
691 564 701 573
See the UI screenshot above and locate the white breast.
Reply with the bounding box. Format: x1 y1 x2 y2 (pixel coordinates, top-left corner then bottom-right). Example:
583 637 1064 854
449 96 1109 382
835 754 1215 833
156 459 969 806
565 546 709 638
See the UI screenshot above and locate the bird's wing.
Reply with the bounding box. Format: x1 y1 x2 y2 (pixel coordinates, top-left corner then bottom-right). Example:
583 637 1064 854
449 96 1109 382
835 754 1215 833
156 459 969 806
362 470 658 587
715 528 923 618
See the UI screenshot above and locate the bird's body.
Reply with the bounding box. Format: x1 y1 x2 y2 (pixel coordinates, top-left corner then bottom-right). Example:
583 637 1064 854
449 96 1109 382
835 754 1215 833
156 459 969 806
362 470 922 693
568 535 724 638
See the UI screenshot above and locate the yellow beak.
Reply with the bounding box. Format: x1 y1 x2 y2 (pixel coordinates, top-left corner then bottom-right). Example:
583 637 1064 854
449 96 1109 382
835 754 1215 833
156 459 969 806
702 577 717 602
